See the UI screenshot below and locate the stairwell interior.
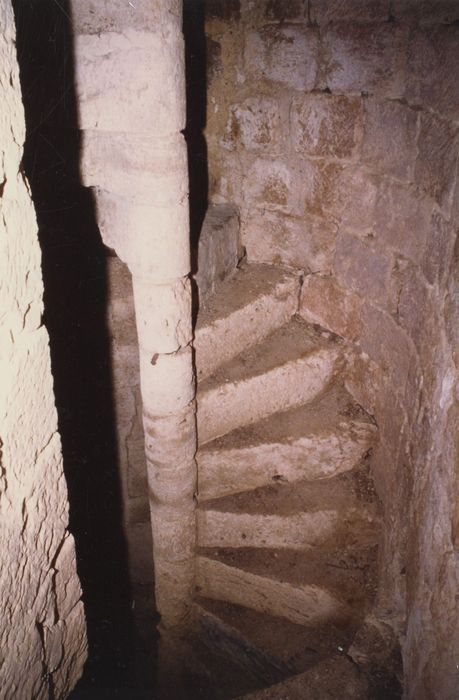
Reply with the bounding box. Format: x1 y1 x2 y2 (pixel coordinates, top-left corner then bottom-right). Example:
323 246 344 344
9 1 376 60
9 1 459 699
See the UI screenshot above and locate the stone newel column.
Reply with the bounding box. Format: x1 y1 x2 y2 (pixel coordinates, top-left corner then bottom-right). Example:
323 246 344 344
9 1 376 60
70 0 197 633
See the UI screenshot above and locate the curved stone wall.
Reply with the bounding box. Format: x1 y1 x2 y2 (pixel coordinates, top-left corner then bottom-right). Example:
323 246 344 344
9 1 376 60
204 2 459 697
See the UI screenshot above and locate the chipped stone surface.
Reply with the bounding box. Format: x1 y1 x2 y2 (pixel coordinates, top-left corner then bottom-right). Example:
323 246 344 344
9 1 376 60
322 23 406 97
0 3 86 696
245 25 319 91
334 232 394 310
222 97 282 153
310 0 390 24
414 112 459 214
73 29 185 133
290 93 362 159
362 98 418 181
300 274 363 340
406 25 459 122
244 209 337 272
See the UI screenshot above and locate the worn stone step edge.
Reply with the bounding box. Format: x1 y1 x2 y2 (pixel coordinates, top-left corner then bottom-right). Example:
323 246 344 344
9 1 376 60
236 655 370 699
197 506 379 551
195 264 301 381
197 345 341 444
197 419 376 501
196 556 351 628
191 602 295 688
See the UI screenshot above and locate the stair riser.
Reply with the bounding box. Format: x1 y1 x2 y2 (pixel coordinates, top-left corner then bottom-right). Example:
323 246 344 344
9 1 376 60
195 276 300 381
198 423 376 500
196 556 350 628
198 349 340 445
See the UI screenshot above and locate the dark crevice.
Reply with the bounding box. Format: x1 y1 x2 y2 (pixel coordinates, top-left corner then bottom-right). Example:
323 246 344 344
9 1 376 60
12 1 142 696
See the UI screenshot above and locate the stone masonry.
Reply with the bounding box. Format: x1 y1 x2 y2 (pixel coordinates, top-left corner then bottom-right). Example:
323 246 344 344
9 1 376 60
205 2 459 698
0 2 87 697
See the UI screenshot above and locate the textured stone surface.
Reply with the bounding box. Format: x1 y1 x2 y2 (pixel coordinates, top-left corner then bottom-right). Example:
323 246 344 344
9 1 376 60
243 158 305 216
300 274 363 340
290 94 362 159
193 204 242 299
241 655 369 699
414 112 458 214
362 98 418 181
195 263 300 381
333 232 394 310
198 320 341 444
310 0 390 23
196 556 350 627
74 29 185 133
222 97 282 153
245 25 319 91
322 23 406 97
198 384 376 500
406 26 459 122
0 3 87 696
244 210 337 272
373 180 431 263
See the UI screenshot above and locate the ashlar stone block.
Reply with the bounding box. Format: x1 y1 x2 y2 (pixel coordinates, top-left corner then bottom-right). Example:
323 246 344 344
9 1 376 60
374 180 431 264
406 26 459 122
243 209 337 273
245 25 319 91
414 112 459 214
222 97 282 153
362 98 418 181
334 231 393 309
310 0 390 24
323 23 406 97
244 157 304 216
300 273 363 341
290 93 362 159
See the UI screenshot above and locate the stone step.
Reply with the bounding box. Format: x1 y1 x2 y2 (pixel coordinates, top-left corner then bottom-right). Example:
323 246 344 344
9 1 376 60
237 655 369 699
197 467 379 551
196 598 357 677
196 543 377 628
197 383 376 500
194 262 301 381
197 318 342 445
187 602 294 699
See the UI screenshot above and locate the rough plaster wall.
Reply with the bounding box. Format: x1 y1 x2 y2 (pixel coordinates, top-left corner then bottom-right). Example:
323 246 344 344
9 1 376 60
205 1 459 698
0 3 87 697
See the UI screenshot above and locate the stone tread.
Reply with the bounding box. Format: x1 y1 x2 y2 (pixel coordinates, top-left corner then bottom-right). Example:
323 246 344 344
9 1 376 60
197 467 380 551
195 263 301 380
196 263 299 329
197 383 377 500
197 318 342 444
198 316 338 391
238 655 369 699
197 544 377 612
200 382 373 451
196 598 357 675
199 465 378 517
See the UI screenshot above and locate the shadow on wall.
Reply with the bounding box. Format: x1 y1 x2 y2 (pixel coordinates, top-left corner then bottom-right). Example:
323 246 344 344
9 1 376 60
183 0 209 274
11 1 147 696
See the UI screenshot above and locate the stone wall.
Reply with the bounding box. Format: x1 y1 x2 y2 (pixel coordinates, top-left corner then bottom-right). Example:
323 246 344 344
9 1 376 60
0 2 87 697
204 2 459 698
